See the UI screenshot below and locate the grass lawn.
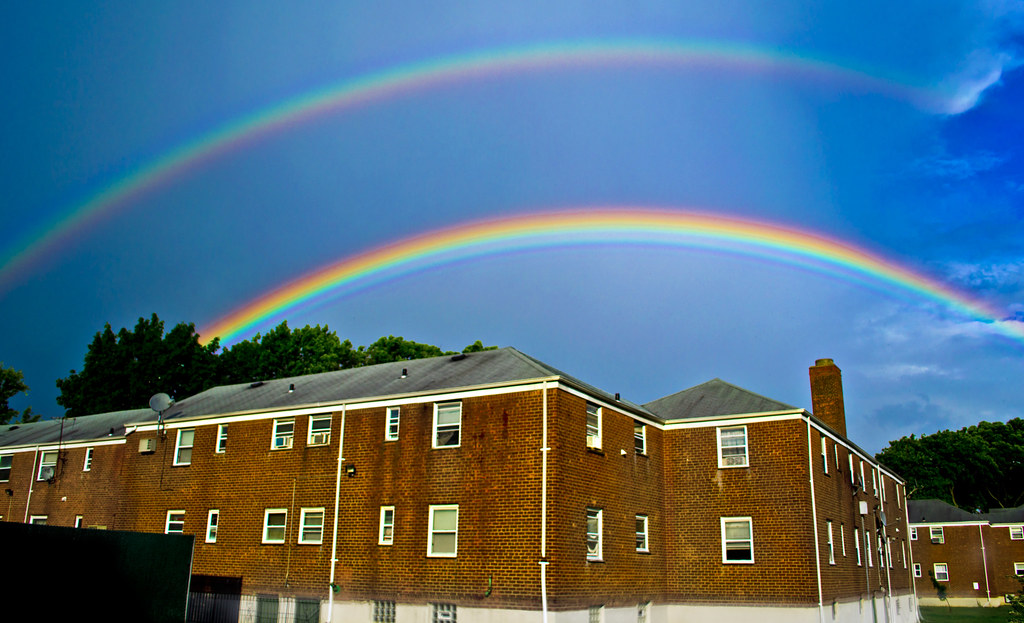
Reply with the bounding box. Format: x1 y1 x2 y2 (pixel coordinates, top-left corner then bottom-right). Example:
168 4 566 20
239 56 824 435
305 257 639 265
919 605 1011 622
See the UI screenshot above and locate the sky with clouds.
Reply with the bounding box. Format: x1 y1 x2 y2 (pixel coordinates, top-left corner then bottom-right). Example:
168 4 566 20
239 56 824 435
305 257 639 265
1 1 1022 453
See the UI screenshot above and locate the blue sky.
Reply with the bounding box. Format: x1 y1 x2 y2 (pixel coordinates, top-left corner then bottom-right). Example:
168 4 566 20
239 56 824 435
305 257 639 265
1 1 1022 453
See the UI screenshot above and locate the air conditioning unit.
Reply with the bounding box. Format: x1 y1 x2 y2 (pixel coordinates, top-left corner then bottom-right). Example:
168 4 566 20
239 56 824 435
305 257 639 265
139 438 156 454
275 436 293 449
310 432 330 445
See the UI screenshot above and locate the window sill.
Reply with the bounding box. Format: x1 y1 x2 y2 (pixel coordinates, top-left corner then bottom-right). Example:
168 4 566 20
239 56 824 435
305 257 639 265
586 447 605 456
636 550 652 555
586 558 604 563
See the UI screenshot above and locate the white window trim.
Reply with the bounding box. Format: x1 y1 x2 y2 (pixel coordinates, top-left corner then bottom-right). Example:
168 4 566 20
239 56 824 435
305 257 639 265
0 454 11 482
855 528 862 566
216 424 228 453
1014 562 1024 576
821 436 828 475
840 523 847 557
636 514 649 552
432 402 462 449
866 528 873 567
586 403 602 450
37 450 58 481
165 510 185 534
206 510 219 543
1010 526 1024 540
379 505 395 545
910 527 918 540
586 508 603 561
272 419 294 450
83 447 93 471
29 515 47 525
913 563 922 577
827 521 835 565
427 504 459 557
848 454 855 485
721 516 754 564
859 461 866 490
634 422 647 455
717 426 749 468
75 515 84 528
871 468 878 497
173 429 194 466
262 508 288 544
307 415 332 446
930 526 944 544
933 563 949 582
298 507 325 545
385 406 400 441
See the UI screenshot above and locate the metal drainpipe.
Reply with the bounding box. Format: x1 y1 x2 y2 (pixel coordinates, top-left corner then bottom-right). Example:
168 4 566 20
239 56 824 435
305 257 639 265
327 405 346 623
903 491 919 622
883 528 893 623
862 515 875 623
806 420 825 623
539 382 550 623
23 447 39 522
978 523 991 605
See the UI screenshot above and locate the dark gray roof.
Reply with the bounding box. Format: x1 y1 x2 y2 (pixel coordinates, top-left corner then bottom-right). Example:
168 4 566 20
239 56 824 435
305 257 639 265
157 347 653 423
0 409 150 449
644 378 797 420
980 505 1024 523
907 499 984 523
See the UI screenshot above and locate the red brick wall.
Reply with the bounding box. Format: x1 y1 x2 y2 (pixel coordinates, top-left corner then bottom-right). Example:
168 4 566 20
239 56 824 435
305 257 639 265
911 523 1024 600
0 443 125 528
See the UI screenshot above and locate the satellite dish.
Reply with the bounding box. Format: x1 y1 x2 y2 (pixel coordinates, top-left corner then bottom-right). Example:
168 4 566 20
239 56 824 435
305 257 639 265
877 510 888 527
149 393 173 413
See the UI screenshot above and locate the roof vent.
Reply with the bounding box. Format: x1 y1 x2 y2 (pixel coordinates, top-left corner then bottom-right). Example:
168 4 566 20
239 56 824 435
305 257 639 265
400 368 408 378
288 384 295 393
614 393 620 401
450 353 467 361
249 381 264 389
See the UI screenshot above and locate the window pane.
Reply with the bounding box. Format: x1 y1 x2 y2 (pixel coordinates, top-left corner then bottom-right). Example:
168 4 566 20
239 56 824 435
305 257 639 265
436 403 461 425
436 427 459 447
179 430 194 445
725 522 751 540
433 509 457 531
431 533 457 554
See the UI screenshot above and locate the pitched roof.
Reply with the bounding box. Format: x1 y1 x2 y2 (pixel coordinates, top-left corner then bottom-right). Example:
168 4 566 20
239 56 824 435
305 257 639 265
643 378 796 420
156 346 652 423
907 499 983 523
0 409 150 449
980 505 1024 523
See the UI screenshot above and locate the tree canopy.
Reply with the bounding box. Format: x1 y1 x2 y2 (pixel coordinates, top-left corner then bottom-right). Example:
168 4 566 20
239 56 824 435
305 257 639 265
876 418 1024 511
56 314 497 417
1 362 40 424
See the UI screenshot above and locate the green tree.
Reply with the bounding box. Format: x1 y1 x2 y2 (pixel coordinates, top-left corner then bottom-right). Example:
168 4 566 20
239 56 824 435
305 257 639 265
877 418 1024 511
218 322 360 383
56 314 220 417
1009 573 1024 623
1 363 40 424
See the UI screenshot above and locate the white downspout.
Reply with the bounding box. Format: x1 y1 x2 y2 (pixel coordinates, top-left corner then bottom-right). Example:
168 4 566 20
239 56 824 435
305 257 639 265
978 524 991 605
806 420 825 623
539 382 550 623
23 447 39 522
327 405 346 623
902 488 919 622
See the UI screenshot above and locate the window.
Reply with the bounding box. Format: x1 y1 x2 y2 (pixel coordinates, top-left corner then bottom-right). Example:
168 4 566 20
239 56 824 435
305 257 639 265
637 602 649 623
206 510 219 543
1015 563 1024 577
634 422 646 455
174 429 194 465
272 419 294 450
901 540 907 569
433 402 461 448
859 461 866 489
262 509 287 543
373 600 396 623
933 563 949 582
718 426 748 467
386 406 400 441
886 538 893 568
840 523 846 556
0 455 11 481
428 504 458 557
586 508 603 561
930 526 944 544
826 521 835 565
75 515 83 528
880 474 887 502
83 447 93 471
166 510 185 534
855 528 862 566
29 515 47 525
835 443 840 472
721 517 754 563
379 506 395 545
37 450 57 481
910 527 918 540
216 424 228 453
586 402 601 449
913 563 922 577
299 508 325 544
1010 526 1023 540
821 436 828 474
636 515 649 552
866 529 873 567
871 468 878 497
432 603 457 622
308 415 331 446
588 606 603 623
848 454 855 485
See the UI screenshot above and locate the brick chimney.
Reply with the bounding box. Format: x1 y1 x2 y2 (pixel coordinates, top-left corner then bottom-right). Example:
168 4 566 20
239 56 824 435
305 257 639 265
809 358 847 437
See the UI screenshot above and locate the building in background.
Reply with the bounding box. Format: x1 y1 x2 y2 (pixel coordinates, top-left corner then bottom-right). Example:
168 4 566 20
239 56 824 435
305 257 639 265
0 349 916 622
907 499 1024 607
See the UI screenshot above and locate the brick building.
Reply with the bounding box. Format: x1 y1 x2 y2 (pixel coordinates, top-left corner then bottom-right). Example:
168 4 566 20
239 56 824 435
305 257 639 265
907 499 1024 606
0 349 918 622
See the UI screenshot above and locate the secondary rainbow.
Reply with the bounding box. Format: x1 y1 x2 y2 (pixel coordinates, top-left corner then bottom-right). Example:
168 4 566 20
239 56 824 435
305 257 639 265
0 38 945 291
199 208 1022 346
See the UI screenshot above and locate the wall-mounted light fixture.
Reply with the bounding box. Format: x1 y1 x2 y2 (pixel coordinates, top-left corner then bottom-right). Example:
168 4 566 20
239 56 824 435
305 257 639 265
345 464 356 478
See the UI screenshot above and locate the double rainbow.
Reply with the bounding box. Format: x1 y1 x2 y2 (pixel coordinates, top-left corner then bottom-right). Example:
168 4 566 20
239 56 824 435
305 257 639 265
198 208 1021 346
1 38 944 292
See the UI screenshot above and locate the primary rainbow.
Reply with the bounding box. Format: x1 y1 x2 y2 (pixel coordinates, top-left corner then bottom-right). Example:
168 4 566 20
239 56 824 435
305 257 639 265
199 208 1022 346
1 38 945 291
